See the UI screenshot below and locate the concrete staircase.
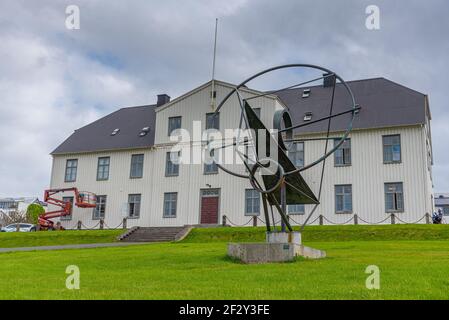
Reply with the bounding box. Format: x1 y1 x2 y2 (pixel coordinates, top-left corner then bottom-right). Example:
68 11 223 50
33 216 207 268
119 226 192 243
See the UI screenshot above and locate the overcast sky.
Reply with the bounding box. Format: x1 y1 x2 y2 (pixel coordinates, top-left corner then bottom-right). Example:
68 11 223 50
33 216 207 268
0 0 448 197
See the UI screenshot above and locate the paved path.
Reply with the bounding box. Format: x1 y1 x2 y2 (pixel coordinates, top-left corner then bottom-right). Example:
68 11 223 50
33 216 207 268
0 242 147 253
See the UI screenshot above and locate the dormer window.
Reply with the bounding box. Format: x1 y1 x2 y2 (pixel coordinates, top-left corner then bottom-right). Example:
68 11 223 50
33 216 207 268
111 128 120 136
139 127 150 137
302 89 311 98
304 112 312 121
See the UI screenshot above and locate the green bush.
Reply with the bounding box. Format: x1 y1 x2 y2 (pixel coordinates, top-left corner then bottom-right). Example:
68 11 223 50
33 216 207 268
26 204 45 224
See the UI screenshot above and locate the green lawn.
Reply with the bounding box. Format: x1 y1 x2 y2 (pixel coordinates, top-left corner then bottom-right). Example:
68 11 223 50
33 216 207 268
0 229 123 248
0 225 448 299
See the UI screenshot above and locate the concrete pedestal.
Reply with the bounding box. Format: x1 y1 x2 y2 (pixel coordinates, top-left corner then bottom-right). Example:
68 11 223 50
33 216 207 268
266 231 301 245
227 231 326 264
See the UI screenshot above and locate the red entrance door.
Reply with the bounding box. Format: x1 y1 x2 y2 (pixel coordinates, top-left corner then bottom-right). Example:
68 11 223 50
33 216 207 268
200 189 220 224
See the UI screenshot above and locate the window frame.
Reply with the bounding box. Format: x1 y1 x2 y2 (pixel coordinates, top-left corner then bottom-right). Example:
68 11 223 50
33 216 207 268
96 157 110 181
204 149 218 175
165 151 180 177
163 192 178 218
384 182 404 213
92 195 107 220
382 134 402 164
64 159 78 182
288 204 305 215
60 196 74 221
335 184 353 214
168 116 182 136
334 138 351 166
205 112 220 130
128 194 141 219
288 141 304 168
245 189 260 216
130 154 144 179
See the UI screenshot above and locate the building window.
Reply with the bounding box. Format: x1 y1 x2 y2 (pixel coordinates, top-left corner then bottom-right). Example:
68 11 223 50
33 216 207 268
253 108 261 118
0 201 17 210
128 194 141 218
206 112 220 130
334 139 351 166
61 196 74 220
288 204 305 215
383 135 401 163
168 116 182 135
130 154 144 178
204 149 218 174
245 189 260 216
288 142 304 168
97 157 110 181
64 159 78 182
163 192 178 218
93 195 107 220
335 185 352 213
385 183 404 212
165 152 180 176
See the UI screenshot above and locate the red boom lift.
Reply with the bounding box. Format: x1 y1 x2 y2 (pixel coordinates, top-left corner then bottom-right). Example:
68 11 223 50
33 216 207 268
39 188 96 230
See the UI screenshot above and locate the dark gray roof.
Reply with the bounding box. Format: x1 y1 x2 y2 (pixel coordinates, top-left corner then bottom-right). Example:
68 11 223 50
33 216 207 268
275 78 428 135
51 105 157 154
52 77 428 155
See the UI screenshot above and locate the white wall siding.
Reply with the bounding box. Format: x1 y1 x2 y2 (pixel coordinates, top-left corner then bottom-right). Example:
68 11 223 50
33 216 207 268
49 81 433 229
51 148 156 229
281 125 433 225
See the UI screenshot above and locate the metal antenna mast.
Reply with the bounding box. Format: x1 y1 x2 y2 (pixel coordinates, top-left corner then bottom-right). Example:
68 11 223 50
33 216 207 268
211 18 218 110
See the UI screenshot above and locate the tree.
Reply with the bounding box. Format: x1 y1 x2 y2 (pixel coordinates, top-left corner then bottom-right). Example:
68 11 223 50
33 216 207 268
26 204 45 225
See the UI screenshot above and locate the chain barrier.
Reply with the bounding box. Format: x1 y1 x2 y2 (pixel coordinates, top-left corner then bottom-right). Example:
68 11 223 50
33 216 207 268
357 215 392 225
395 214 427 225
263 214 430 227
103 220 124 230
226 217 253 227
322 215 355 225
80 221 100 230
68 223 79 230
65 213 430 230
257 217 266 224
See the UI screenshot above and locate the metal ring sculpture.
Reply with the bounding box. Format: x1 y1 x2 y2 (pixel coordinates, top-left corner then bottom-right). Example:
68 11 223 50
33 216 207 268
210 64 359 232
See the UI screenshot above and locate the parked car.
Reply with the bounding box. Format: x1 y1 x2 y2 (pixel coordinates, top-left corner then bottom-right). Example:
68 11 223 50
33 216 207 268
0 223 36 232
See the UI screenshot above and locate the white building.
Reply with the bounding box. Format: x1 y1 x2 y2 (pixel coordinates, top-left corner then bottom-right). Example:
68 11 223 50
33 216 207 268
0 197 43 215
435 194 449 216
49 78 434 228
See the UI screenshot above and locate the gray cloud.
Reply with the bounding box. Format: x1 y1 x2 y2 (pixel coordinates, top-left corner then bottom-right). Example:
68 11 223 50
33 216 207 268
0 0 448 197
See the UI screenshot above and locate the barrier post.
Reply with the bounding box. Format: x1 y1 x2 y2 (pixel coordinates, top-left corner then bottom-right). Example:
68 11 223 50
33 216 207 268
425 212 431 224
354 214 358 225
319 215 324 225
390 214 395 225
222 215 227 226
253 216 257 227
77 220 82 230
99 219 104 230
123 218 127 229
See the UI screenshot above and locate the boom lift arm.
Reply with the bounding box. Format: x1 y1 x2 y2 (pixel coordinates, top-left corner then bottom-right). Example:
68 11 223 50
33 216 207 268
39 188 96 230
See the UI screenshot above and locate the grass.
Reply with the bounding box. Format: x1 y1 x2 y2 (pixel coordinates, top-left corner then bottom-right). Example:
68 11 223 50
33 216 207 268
184 224 449 242
0 225 449 299
0 229 123 248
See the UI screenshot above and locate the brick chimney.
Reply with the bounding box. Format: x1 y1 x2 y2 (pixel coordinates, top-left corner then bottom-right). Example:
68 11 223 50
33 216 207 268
157 94 170 107
323 73 336 88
